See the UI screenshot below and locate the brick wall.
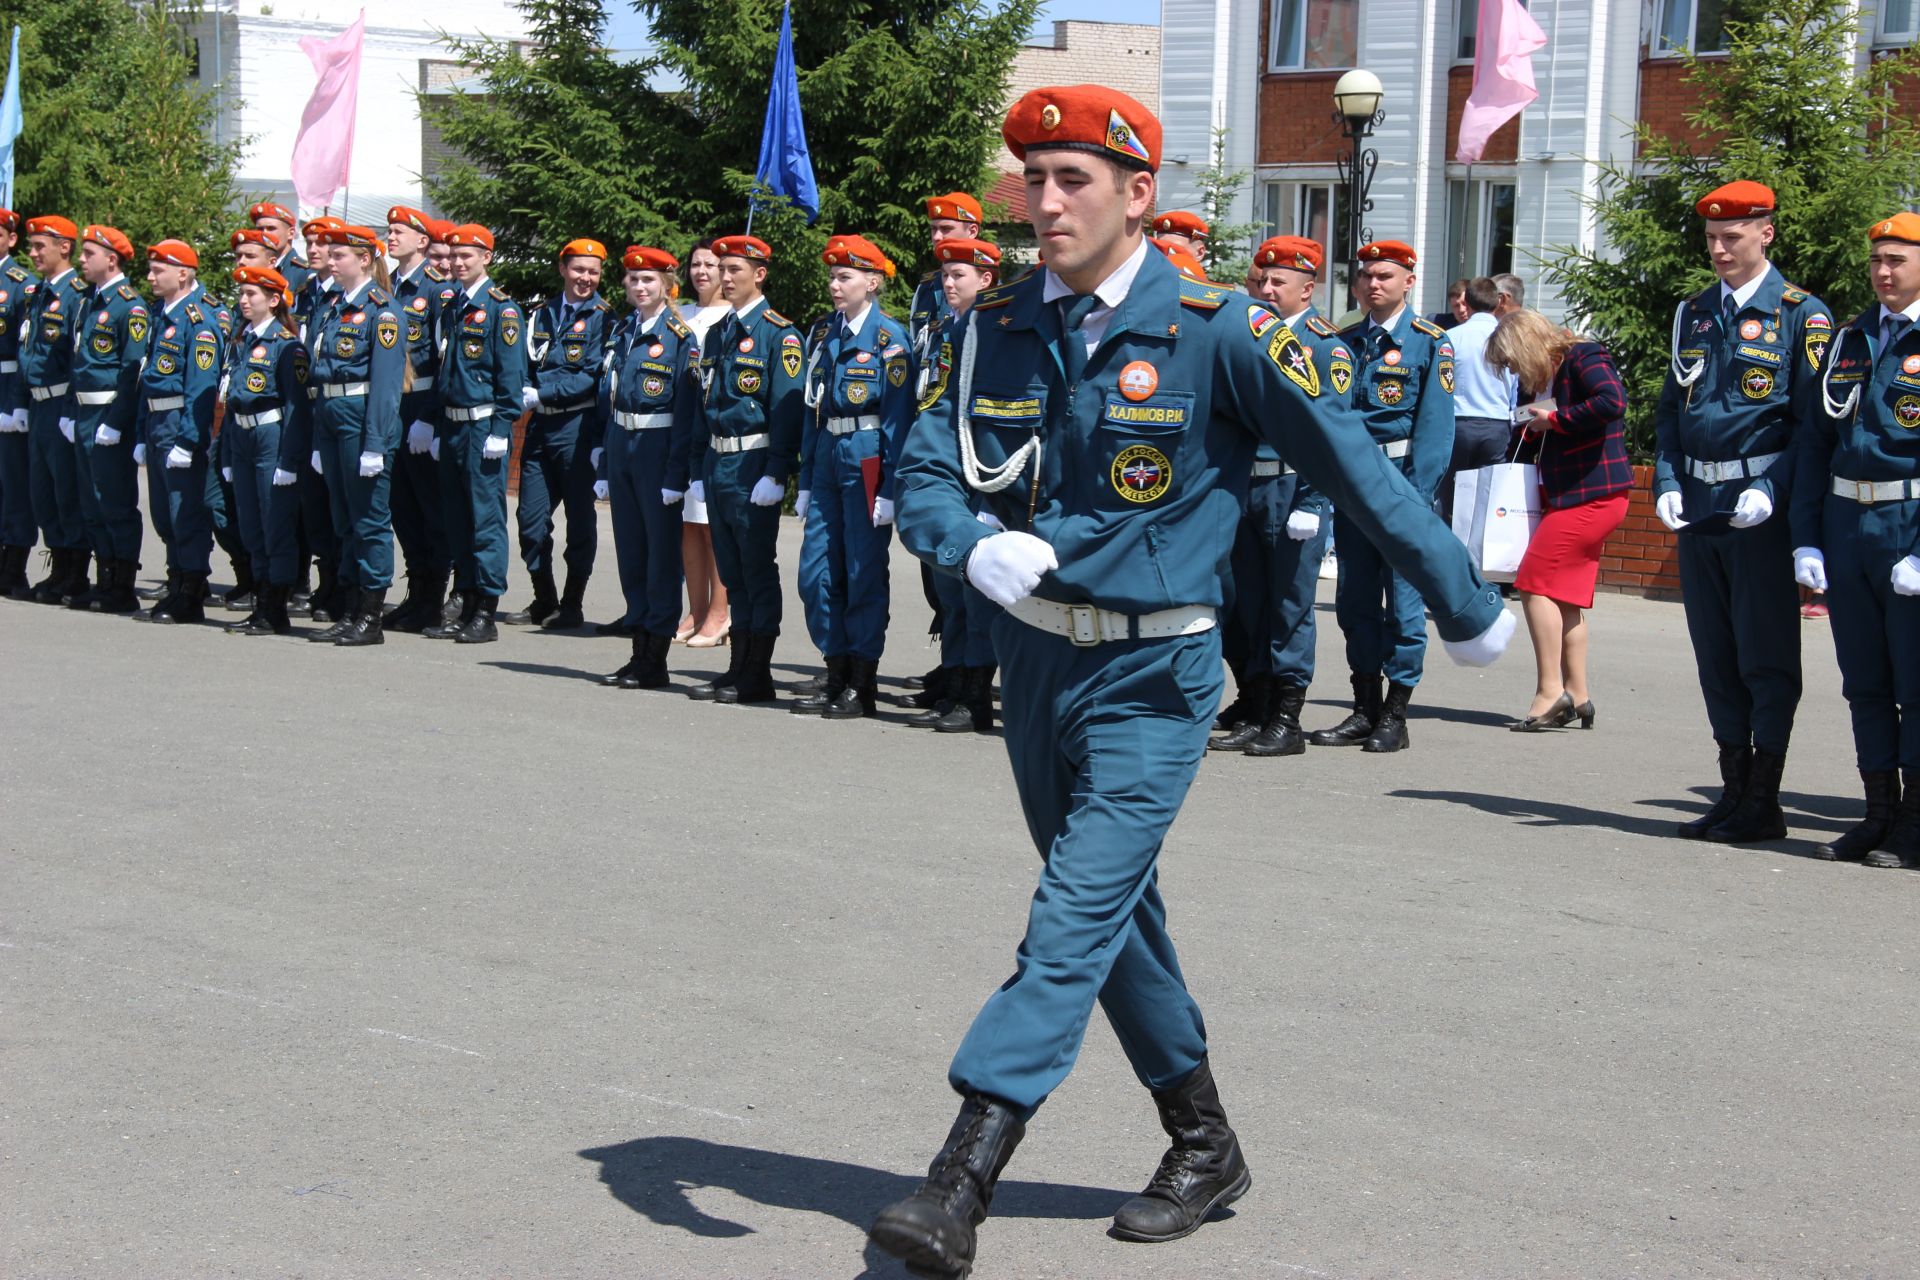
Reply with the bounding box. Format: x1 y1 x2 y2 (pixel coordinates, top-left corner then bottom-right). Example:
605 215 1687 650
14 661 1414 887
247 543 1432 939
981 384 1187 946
1637 57 1728 154
1257 71 1347 165
1596 466 1681 599
1446 65 1518 163
999 22 1160 173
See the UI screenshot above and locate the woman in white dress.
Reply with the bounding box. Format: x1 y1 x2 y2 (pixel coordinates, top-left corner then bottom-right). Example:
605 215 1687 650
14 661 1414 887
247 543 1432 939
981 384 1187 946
678 238 732 647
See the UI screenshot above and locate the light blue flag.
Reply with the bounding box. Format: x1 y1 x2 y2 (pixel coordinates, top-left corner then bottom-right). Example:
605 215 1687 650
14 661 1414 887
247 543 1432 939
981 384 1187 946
0 28 19 209
752 2 818 223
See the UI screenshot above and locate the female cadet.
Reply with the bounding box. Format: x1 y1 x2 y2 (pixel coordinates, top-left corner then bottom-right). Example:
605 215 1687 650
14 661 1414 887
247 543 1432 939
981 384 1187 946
790 234 912 719
222 266 312 635
675 238 731 647
304 224 406 647
598 246 698 690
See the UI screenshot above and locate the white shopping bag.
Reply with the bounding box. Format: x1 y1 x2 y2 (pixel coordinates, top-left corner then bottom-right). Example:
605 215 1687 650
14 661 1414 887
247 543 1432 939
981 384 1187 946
1451 461 1542 581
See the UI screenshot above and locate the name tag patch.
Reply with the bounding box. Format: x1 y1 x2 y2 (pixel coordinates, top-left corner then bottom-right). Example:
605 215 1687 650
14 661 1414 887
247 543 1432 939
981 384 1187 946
1736 344 1782 366
971 395 1042 420
1102 398 1188 428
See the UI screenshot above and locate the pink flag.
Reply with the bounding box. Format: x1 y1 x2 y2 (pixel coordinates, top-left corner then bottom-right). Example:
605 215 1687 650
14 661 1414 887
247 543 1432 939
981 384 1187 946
290 10 365 210
1456 0 1547 164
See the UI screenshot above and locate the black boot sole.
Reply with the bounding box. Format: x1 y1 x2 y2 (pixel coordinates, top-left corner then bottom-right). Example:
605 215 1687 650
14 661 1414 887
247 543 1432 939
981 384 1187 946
867 1219 974 1280
1108 1166 1252 1244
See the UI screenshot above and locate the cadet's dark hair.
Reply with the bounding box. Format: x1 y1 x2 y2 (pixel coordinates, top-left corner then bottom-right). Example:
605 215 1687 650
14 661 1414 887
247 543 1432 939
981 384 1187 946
1464 276 1501 313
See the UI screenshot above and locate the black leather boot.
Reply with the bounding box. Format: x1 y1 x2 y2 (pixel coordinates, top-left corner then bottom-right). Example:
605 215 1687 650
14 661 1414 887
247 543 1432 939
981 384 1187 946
0 545 28 596
934 666 995 733
263 584 294 635
1310 673 1381 746
503 567 556 625
1209 675 1270 752
716 632 776 704
792 655 848 714
1865 768 1920 869
1817 770 1899 862
154 572 209 624
221 558 256 611
824 655 879 719
1678 741 1751 838
602 633 644 687
335 588 386 646
544 574 586 630
309 587 361 641
397 573 448 634
909 665 949 710
27 548 66 602
454 594 499 643
625 632 673 689
65 553 105 610
1704 747 1788 844
1246 682 1309 757
381 575 425 632
424 589 472 640
869 1094 1026 1280
1362 681 1413 753
1110 1057 1252 1244
688 631 748 701
308 562 342 623
133 569 181 622
91 559 142 614
793 668 830 697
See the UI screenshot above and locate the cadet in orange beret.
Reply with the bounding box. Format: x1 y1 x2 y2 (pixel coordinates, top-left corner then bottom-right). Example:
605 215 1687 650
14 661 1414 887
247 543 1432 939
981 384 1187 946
0 207 38 596
66 224 151 613
250 203 312 296
1150 209 1209 256
18 215 94 603
231 227 282 269
425 218 456 276
1652 179 1832 844
294 216 346 331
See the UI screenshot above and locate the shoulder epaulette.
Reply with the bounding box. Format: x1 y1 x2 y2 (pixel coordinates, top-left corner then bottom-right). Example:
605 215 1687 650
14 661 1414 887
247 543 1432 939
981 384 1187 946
1411 316 1447 339
1782 286 1808 305
424 265 448 282
972 292 1014 312
592 296 613 312
877 326 896 348
488 285 510 303
368 286 391 306
764 308 794 329
665 314 691 340
4 261 26 281
808 316 833 342
920 269 939 286
1304 315 1338 337
115 282 138 301
1177 279 1230 311
185 302 203 325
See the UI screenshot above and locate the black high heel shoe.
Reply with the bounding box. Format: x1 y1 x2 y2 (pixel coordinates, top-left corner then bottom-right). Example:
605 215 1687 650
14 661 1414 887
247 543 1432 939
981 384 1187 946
1571 699 1596 729
1511 691 1575 732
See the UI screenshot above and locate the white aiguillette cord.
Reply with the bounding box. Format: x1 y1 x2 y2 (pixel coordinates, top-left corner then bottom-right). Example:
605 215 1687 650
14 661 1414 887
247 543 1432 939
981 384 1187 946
1820 323 1860 420
1670 300 1706 388
954 309 1042 496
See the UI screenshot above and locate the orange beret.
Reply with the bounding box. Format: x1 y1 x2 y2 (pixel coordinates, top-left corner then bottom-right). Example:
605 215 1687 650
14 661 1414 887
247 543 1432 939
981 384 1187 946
933 237 1002 268
1868 212 1920 245
231 227 284 251
622 245 678 272
822 234 895 277
26 215 79 242
1152 210 1210 241
1152 238 1208 283
1254 235 1323 274
713 234 772 263
302 215 345 236
249 202 297 226
147 239 199 269
232 265 291 297
0 208 19 234
425 218 455 243
446 224 495 250
83 224 134 260
312 223 382 250
560 237 608 261
1697 181 1775 220
1003 84 1160 173
925 193 983 226
387 206 431 233
1357 239 1417 269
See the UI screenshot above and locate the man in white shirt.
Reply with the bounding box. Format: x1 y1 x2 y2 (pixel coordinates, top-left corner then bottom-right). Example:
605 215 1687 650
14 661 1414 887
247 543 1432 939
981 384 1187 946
1439 276 1519 524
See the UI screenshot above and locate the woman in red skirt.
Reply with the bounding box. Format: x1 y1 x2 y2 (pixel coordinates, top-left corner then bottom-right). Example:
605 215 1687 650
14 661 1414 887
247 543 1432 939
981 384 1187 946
1487 310 1633 730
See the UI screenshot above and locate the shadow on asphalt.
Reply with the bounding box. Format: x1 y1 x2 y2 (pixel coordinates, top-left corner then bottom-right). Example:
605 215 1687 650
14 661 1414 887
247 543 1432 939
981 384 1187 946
579 1135 1123 1277
1303 699 1517 730
1392 788 1849 861
479 660 606 683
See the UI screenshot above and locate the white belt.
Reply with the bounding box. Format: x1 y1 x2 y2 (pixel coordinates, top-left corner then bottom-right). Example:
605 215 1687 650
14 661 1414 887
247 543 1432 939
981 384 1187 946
537 399 595 416
1380 439 1410 459
74 390 117 406
615 411 672 431
1832 476 1920 504
409 376 433 392
1251 459 1295 478
0 360 16 373
1687 451 1780 484
710 432 769 454
234 409 282 429
146 395 184 412
321 381 369 399
825 414 880 436
30 382 70 401
445 404 494 422
1005 596 1216 647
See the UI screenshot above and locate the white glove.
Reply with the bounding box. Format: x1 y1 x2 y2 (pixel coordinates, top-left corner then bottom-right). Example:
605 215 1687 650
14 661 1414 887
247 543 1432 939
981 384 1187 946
976 511 1008 532
166 444 192 469
272 468 297 487
407 420 434 455
593 479 609 501
221 466 233 484
1655 490 1688 532
661 488 684 505
218 373 230 401
132 443 147 465
428 437 440 461
794 490 811 520
1793 547 1827 592
310 449 324 474
95 425 122 446
1285 510 1321 541
358 451 383 477
482 434 510 460
1729 487 1774 529
687 480 705 504
59 416 76 443
1442 606 1517 668
521 385 541 411
590 447 603 469
8 407 25 430
1893 554 1920 597
965 531 1059 608
872 496 895 527
749 475 784 506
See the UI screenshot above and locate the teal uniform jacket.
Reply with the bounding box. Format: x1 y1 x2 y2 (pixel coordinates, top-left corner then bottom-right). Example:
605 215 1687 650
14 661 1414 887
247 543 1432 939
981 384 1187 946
21 268 88 397
0 255 40 413
437 282 527 423
221 322 314 472
690 299 805 486
1262 306 1347 519
1340 307 1456 500
71 279 150 433
308 282 406 452
392 261 457 423
1794 310 1920 557
799 306 914 500
896 246 1501 638
275 249 314 300
528 292 615 419
138 291 225 449
908 271 950 371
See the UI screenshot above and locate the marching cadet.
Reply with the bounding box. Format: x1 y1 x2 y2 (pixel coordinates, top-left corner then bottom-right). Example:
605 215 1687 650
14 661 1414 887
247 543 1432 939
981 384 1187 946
510 237 613 630
381 204 458 633
1149 210 1209 259
907 234 1001 733
684 234 804 704
303 224 406 647
68 224 150 615
221 265 312 636
597 245 697 690
790 234 911 719
1792 212 1920 867
874 84 1511 1280
0 208 37 598
427 223 526 644
132 239 224 624
248 202 312 296
1653 181 1831 844
1211 236 1344 757
1309 239 1456 753
19 215 90 604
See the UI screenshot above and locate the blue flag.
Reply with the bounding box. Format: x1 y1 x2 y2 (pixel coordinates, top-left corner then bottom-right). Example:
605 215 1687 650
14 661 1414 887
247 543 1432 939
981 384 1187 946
0 27 21 209
753 3 818 223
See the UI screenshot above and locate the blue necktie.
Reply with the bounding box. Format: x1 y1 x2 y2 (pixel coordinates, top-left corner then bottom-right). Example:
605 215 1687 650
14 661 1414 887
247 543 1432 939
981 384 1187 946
1060 295 1098 384
1883 313 1910 352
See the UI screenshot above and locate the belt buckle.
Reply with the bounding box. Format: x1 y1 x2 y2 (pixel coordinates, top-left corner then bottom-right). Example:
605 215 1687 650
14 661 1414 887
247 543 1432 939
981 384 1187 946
1859 482 1876 506
1065 604 1101 647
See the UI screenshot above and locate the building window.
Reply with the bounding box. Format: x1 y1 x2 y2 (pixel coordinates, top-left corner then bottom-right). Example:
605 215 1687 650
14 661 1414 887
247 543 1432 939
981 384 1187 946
1267 0 1359 72
1880 0 1919 44
1457 0 1530 61
1444 179 1516 286
1655 0 1731 55
1261 179 1349 315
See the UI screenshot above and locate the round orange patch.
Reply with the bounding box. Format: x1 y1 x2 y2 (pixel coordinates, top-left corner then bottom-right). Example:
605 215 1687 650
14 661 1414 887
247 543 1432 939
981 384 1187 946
1117 360 1159 402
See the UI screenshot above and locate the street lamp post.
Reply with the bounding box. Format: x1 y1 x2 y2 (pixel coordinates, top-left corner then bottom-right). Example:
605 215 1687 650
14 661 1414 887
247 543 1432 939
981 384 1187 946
1332 68 1385 310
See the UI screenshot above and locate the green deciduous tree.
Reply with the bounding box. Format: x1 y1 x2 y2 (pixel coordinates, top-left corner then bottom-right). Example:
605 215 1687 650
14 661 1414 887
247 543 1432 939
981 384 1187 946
1543 0 1920 455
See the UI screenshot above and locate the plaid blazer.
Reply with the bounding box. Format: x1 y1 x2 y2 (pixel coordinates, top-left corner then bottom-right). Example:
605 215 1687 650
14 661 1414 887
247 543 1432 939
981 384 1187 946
1530 341 1634 509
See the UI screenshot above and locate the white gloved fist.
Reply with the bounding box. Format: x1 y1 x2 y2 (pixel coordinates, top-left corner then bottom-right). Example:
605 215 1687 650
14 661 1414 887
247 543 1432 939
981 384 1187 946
166 444 192 469
965 531 1059 608
58 416 76 442
272 468 297 487
407 420 434 455
590 447 603 470
1655 490 1688 532
661 488 684 505
1893 554 1920 597
592 479 609 501
521 385 541 412
1729 486 1774 529
1793 547 1827 592
95 425 122 446
976 511 1008 532
1285 510 1321 541
793 490 811 520
358 451 384 477
872 496 895 527
221 466 233 484
1443 606 1517 668
310 449 324 474
132 442 147 465
7 407 26 430
482 434 510 460
749 475 784 506
687 480 704 505
428 437 440 461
